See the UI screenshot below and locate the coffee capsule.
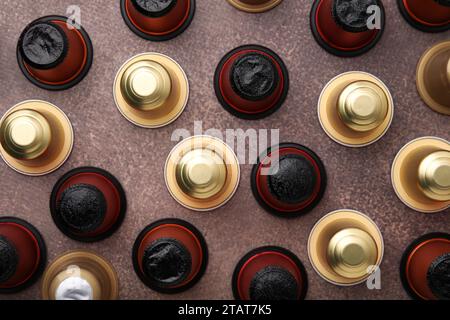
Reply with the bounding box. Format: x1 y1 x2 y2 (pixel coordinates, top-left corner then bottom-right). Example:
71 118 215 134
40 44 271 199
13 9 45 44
251 143 327 218
120 0 196 41
391 137 450 213
132 218 208 294
50 167 127 242
227 0 282 13
165 135 240 211
318 71 394 147
232 246 308 300
214 45 289 120
310 0 385 57
416 41 450 115
41 250 118 300
17 15 93 90
0 217 46 293
397 0 450 33
400 233 450 300
0 100 74 176
308 209 384 286
114 53 189 128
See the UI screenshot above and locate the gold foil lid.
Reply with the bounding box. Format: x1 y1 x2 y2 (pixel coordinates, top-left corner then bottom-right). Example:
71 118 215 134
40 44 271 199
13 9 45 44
227 0 282 13
391 137 450 213
41 250 118 300
418 151 450 202
308 209 384 286
0 109 52 160
114 53 189 128
165 135 240 211
416 40 450 115
0 100 73 176
327 228 378 279
318 72 394 147
338 81 389 132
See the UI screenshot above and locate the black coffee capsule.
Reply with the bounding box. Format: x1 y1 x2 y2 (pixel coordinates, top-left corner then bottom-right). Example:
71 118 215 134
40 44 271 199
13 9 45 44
17 16 93 90
133 218 208 293
0 217 47 293
232 246 308 300
121 0 196 41
251 143 327 217
50 167 127 242
310 0 386 57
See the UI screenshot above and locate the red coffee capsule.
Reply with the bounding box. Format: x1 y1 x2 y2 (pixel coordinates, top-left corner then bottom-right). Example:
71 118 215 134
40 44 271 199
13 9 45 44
400 232 450 300
232 246 308 300
17 15 93 91
50 167 127 242
397 0 450 32
310 0 386 57
214 45 289 120
120 0 196 41
0 217 46 293
251 143 327 218
132 219 208 294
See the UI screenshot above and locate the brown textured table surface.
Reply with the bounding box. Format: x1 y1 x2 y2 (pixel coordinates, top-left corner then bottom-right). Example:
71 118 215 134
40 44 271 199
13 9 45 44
0 0 449 300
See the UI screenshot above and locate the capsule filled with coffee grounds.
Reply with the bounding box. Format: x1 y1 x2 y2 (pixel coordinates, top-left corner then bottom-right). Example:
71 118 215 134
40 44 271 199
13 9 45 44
310 0 386 57
400 233 450 300
121 0 196 41
397 0 450 32
50 167 127 242
232 246 308 300
0 217 47 293
214 45 289 120
132 219 208 294
17 15 93 90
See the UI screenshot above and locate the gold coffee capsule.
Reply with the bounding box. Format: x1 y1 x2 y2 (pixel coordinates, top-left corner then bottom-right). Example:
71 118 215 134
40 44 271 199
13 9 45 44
227 0 282 13
308 209 384 286
318 72 394 147
114 53 189 128
41 250 118 300
0 100 73 176
392 137 450 213
416 40 450 115
165 135 240 211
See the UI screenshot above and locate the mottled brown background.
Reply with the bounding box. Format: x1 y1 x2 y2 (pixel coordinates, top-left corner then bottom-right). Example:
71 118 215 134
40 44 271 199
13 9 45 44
0 0 449 300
